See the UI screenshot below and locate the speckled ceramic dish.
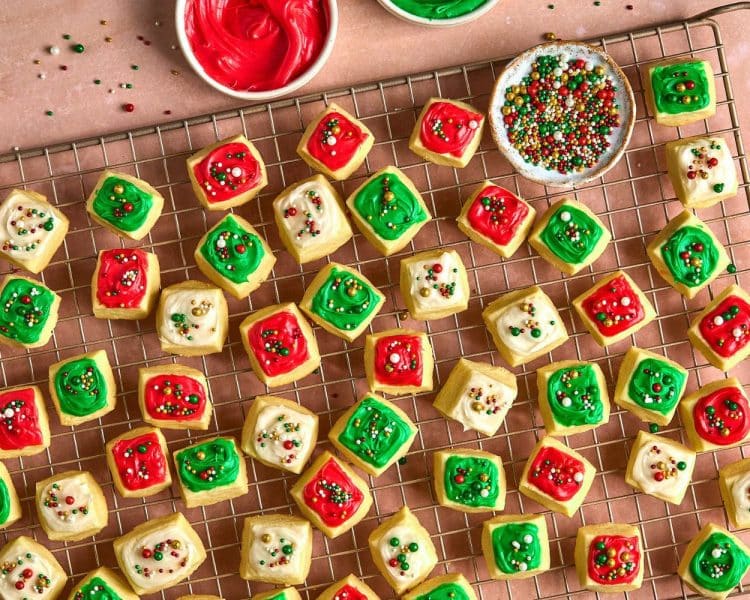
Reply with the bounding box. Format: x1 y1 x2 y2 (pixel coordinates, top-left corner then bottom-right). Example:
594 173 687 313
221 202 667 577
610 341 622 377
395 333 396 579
376 0 500 28
489 41 635 187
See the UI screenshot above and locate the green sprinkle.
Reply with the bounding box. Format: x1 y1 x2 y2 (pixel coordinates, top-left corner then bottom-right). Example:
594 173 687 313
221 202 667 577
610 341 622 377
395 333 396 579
131 64 139 71
62 34 71 40
398 456 407 465
649 423 659 433
45 110 54 116
72 43 85 53
728 263 737 274
93 79 101 85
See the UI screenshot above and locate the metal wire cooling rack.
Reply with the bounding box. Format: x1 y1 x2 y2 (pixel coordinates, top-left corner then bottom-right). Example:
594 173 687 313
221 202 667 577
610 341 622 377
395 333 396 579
1 3 750 599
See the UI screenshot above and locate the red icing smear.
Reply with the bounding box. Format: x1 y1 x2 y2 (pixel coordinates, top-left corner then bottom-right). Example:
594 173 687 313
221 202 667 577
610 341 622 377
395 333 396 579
466 185 529 247
96 249 148 309
582 275 645 337
528 445 585 501
144 375 207 423
331 585 367 600
194 142 262 204
306 111 369 171
374 335 423 387
698 295 750 358
248 310 310 377
302 458 365 527
0 388 43 451
693 386 750 446
184 0 329 92
111 432 168 491
419 101 483 157
588 535 641 585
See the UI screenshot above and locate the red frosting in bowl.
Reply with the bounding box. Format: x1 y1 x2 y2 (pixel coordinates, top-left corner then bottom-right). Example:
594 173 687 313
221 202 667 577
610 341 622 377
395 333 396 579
185 0 329 92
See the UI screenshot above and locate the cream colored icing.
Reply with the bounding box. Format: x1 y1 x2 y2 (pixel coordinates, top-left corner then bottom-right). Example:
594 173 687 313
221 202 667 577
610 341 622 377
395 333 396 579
159 289 222 347
407 251 467 313
253 405 316 471
495 291 566 357
453 370 515 436
37 473 96 535
631 441 694 499
275 181 344 250
0 192 61 260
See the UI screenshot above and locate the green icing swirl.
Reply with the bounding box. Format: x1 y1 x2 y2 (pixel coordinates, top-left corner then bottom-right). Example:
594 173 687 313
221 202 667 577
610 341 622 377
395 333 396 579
660 225 720 288
352 173 427 241
176 437 240 492
0 480 11 525
443 455 499 508
92 176 154 233
338 396 412 469
199 215 265 284
0 278 56 345
310 266 381 332
539 205 604 265
627 357 685 415
651 61 711 115
73 577 121 600
414 583 471 600
389 0 490 19
546 364 603 427
492 522 541 574
689 532 750 593
54 357 107 417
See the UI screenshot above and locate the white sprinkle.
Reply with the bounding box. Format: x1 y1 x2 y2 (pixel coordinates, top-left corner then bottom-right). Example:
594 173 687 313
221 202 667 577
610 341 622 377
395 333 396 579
523 534 533 544
714 315 725 326
389 353 401 364
560 211 571 222
216 239 226 248
231 167 242 178
574 472 584 483
712 548 723 559
49 45 60 55
621 297 631 307
519 562 528 571
585 61 594 71
561 397 572 407
3 409 12 419
327 136 337 146
553 131 563 141
511 540 520 549
468 120 478 130
480 488 489 497
38 73 46 80
733 327 743 338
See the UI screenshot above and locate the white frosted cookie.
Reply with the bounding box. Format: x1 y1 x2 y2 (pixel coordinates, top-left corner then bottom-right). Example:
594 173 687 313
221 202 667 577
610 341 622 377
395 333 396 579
240 395 318 475
156 280 228 356
399 249 470 320
719 457 750 529
0 536 67 600
0 189 69 274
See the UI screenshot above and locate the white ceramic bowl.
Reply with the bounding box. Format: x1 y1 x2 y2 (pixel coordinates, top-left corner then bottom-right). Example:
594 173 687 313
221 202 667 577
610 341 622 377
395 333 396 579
175 0 339 101
376 0 500 28
489 41 635 187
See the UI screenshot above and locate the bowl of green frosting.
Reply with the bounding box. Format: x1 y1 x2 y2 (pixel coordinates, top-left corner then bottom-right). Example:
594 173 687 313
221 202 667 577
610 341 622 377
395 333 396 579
376 0 500 27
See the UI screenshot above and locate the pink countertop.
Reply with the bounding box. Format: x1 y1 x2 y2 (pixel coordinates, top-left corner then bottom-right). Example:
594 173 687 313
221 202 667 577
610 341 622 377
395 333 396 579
2 0 749 152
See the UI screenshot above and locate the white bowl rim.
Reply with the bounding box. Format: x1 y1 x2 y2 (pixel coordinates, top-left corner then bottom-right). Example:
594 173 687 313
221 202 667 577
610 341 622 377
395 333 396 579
488 40 636 188
375 0 501 28
175 0 339 101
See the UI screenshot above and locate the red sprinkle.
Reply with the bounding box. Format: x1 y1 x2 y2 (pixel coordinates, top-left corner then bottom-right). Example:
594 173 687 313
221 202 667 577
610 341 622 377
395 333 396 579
123 103 135 113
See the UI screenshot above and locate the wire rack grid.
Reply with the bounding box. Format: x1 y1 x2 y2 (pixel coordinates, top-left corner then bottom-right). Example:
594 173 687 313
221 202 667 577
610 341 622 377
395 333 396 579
1 3 750 600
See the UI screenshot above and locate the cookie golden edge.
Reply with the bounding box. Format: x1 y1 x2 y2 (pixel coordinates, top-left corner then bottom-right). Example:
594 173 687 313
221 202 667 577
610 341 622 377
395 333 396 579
137 364 213 430
481 514 550 580
105 425 173 498
574 523 644 593
364 328 434 395
433 448 506 513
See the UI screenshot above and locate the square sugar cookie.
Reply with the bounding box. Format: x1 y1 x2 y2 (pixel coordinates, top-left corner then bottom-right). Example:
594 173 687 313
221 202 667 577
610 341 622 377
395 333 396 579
194 213 275 299
0 385 50 459
296 102 374 181
573 270 656 347
433 358 517 437
239 303 320 387
613 347 688 426
481 514 550 580
300 262 385 342
138 364 213 430
0 188 69 274
666 135 738 209
536 360 610 436
399 249 470 320
0 462 21 530
457 181 535 259
0 536 67 600
433 448 506 513
528 198 611 275
239 514 312 585
290 450 372 539
364 328 434 395
518 436 595 517
645 58 716 127
0 275 60 349
106 426 172 498
240 395 318 475
251 589 302 600
719 457 750 529
67 567 139 600
273 174 353 264
86 170 164 240
187 134 268 211
624 430 695 505
679 377 750 452
678 523 750 600
408 97 485 168
402 573 478 600
647 210 729 299
48 349 117 426
345 166 431 256
368 506 438 596
316 574 380 600
156 280 228 356
687 284 750 371
574 523 644 593
329 393 416 477
35 470 108 542
482 285 568 367
173 436 248 509
114 512 207 595
91 248 161 320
